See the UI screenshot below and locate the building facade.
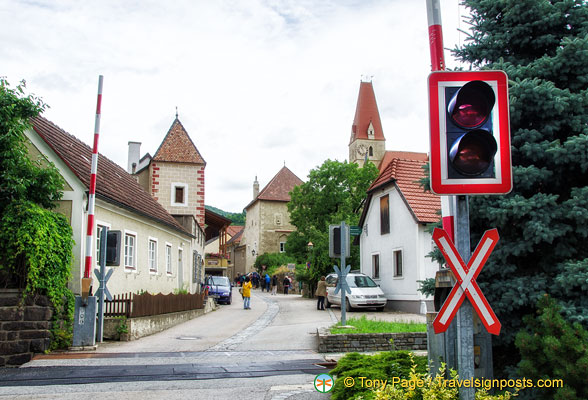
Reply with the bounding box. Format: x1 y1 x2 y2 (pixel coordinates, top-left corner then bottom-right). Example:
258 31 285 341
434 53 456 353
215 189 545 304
27 117 203 296
241 167 303 272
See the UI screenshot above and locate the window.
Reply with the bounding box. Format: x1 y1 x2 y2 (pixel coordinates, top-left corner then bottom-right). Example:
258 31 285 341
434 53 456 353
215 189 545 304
369 146 373 156
380 194 390 234
280 242 286 253
372 254 380 279
148 238 158 272
171 182 188 206
166 244 172 274
124 232 136 269
175 187 184 204
394 250 403 277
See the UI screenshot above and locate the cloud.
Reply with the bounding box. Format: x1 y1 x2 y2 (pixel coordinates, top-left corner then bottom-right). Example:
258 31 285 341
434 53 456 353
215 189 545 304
2 0 465 212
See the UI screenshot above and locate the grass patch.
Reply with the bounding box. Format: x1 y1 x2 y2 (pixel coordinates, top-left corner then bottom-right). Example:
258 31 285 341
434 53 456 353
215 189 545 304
330 315 426 334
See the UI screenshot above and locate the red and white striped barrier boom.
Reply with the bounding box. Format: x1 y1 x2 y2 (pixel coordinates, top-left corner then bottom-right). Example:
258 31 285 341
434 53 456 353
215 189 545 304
426 0 455 240
82 75 104 297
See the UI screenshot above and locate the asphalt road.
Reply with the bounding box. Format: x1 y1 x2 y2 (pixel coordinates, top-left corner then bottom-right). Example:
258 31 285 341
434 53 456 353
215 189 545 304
0 289 337 399
0 288 426 399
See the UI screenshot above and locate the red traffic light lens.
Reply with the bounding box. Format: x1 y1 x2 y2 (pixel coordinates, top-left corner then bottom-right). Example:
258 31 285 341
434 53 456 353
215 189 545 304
449 130 498 176
448 81 495 128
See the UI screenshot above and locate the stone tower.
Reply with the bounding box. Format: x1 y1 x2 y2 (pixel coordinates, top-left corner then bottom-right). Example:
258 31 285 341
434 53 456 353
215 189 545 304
348 81 386 168
149 118 206 227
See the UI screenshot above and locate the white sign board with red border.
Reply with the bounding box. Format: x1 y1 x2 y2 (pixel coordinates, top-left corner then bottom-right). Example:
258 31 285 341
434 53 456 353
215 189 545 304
429 70 512 195
432 228 501 335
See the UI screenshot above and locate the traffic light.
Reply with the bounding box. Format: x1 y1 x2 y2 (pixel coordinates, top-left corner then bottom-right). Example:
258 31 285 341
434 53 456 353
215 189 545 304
428 71 512 195
106 230 121 266
329 224 350 258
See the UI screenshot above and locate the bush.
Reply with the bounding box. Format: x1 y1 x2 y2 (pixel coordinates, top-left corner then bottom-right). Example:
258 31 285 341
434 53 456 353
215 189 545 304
330 351 427 400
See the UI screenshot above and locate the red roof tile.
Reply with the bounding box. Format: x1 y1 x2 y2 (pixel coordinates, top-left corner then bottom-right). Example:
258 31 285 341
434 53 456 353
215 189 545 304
153 118 205 164
350 81 385 144
227 225 244 238
227 228 243 245
246 166 303 209
369 152 440 224
32 116 191 236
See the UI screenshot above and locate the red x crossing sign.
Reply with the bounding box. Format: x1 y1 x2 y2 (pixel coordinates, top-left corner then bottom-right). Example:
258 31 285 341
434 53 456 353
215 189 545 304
433 228 501 335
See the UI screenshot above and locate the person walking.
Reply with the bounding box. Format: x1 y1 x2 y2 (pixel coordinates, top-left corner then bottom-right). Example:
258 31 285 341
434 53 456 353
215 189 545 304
283 275 290 295
315 276 327 310
265 273 271 293
271 275 278 295
242 276 252 309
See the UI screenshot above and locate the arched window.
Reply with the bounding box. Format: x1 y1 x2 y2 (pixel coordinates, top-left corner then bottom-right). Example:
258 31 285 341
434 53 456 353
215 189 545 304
369 146 373 157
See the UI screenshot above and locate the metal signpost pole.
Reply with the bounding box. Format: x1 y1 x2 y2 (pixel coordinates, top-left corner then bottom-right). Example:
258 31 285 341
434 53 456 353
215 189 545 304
96 227 108 343
340 221 347 326
455 195 474 400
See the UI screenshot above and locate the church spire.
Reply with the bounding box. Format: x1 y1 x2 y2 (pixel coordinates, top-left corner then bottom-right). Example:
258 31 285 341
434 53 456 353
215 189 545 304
350 81 385 144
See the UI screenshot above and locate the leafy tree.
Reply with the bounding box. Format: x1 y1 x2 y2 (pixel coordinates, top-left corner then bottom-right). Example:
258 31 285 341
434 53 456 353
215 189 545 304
253 252 296 274
0 78 73 349
0 79 64 214
452 0 588 371
205 205 245 225
286 160 379 285
516 295 588 400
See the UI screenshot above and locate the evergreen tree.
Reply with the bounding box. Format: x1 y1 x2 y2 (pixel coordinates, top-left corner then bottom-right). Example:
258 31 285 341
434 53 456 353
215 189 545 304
516 295 588 400
452 0 588 370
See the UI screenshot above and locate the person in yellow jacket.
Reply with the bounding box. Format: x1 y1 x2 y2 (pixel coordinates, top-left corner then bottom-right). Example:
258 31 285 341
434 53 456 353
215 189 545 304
242 276 252 309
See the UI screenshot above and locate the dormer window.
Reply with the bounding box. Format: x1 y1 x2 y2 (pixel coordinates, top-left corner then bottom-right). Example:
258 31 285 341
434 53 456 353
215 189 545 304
367 121 375 137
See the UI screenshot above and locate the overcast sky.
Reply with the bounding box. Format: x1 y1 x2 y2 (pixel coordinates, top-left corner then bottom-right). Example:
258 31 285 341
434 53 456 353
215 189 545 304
2 0 466 213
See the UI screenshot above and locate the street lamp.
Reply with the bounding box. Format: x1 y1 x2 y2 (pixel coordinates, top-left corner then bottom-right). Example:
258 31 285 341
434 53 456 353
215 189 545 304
307 242 313 251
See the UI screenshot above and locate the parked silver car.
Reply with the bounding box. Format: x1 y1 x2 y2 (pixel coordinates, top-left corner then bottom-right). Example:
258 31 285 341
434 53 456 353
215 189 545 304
325 272 387 311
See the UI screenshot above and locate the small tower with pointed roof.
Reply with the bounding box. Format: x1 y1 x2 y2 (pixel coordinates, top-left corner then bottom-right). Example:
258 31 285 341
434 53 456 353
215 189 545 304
349 80 386 167
149 117 207 227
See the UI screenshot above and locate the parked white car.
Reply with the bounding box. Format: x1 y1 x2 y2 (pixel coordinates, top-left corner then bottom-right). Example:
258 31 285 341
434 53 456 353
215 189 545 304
325 272 387 312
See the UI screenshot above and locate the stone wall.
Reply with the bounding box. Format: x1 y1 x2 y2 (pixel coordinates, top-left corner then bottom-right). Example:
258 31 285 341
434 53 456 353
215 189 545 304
103 296 217 341
317 327 426 353
0 290 53 367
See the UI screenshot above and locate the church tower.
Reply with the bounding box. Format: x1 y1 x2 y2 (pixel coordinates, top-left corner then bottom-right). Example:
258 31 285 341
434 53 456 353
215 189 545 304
348 80 386 168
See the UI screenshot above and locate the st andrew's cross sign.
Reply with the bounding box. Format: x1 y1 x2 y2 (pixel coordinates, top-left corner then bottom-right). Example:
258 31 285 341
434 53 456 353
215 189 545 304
432 228 501 335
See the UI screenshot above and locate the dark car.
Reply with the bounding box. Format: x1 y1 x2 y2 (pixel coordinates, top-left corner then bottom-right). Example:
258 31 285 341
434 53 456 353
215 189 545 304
205 276 232 305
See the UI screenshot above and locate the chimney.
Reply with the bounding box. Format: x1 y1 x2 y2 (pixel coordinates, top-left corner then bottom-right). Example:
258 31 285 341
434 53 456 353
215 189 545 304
127 142 141 174
253 176 259 199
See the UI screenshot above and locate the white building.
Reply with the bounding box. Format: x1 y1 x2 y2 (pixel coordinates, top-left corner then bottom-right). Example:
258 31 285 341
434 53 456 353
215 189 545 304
357 151 441 314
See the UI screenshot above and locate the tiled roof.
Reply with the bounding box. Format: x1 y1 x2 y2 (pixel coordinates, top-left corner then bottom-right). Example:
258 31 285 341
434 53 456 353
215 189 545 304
227 227 244 245
378 151 428 172
153 118 206 164
246 167 303 209
32 116 191 236
227 225 244 238
350 81 385 144
368 152 440 224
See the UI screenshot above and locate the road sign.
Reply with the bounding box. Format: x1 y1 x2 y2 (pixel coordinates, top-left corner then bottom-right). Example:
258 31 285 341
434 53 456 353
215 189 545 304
429 70 512 195
94 267 113 301
350 226 362 236
432 228 501 335
333 265 351 295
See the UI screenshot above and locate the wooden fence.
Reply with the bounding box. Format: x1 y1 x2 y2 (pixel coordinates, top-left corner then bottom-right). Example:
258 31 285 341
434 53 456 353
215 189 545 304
104 292 205 318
